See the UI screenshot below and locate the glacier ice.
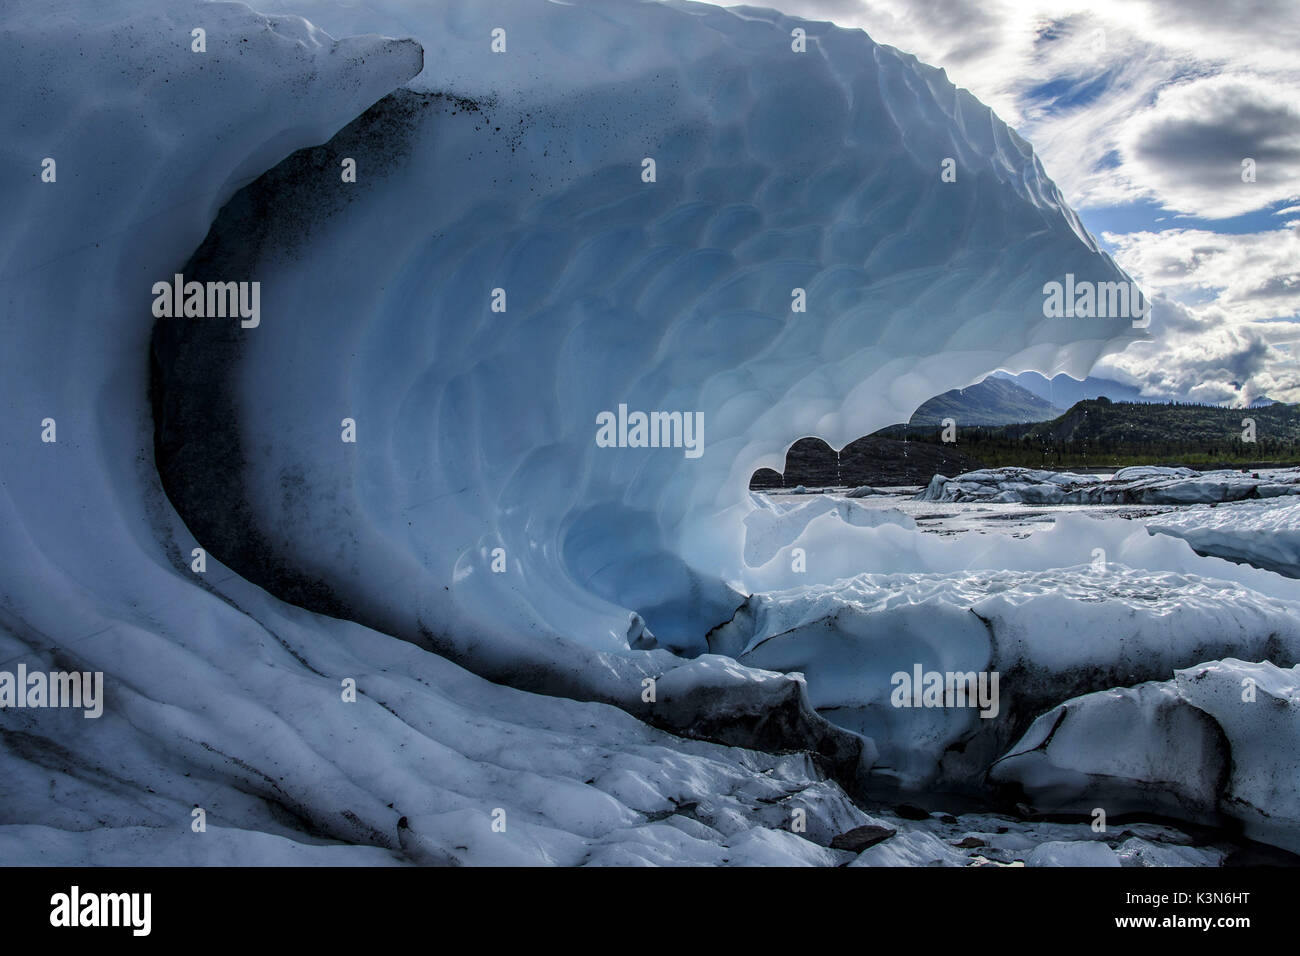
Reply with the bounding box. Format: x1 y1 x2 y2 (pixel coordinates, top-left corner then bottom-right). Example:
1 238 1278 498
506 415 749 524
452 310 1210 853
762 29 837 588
1174 660 1300 854
734 503 1300 602
1147 498 1300 578
741 491 914 569
149 0 1142 737
994 659 1300 855
0 0 438 859
711 559 1300 789
1025 841 1120 867
2 0 1288 867
917 465 1300 505
989 681 1229 823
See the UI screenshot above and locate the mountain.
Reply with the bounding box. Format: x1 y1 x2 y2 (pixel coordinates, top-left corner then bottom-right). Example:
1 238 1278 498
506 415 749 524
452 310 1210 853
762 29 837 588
1004 371 1288 410
997 370 1156 406
1014 398 1300 446
909 376 1064 426
917 397 1300 468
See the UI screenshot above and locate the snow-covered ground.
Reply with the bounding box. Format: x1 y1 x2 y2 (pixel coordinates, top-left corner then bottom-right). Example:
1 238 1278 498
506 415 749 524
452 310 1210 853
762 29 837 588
1 0 1295 868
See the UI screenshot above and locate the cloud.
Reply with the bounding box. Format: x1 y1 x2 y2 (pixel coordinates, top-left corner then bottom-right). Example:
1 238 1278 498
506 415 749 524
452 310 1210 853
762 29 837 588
1103 227 1300 323
1117 77 1300 218
754 0 1300 218
1091 297 1287 404
1090 228 1300 402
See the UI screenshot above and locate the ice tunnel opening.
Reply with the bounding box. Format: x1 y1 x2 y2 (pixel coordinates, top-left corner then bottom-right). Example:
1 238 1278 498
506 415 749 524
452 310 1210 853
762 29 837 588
147 9 1146 692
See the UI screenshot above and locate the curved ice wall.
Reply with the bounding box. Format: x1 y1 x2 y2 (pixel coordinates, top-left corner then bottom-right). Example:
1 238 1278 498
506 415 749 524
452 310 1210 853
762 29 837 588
152 0 1140 711
0 0 1167 862
0 0 443 848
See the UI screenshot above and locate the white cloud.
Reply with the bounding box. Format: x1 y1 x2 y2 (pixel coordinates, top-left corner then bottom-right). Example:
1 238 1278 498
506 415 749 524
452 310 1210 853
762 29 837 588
1090 304 1288 406
1116 77 1300 219
1103 227 1300 324
1096 227 1300 402
751 0 1300 219
1089 227 1300 404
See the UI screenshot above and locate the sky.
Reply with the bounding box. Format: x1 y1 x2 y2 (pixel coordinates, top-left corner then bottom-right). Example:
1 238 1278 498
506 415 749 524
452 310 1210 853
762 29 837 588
745 0 1300 405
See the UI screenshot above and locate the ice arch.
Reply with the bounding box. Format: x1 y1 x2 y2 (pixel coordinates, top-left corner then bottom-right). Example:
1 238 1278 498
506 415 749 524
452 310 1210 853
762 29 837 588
153 0 1139 711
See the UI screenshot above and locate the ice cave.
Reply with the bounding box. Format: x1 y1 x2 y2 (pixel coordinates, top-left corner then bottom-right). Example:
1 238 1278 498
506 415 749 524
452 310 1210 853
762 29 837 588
3 0 1299 869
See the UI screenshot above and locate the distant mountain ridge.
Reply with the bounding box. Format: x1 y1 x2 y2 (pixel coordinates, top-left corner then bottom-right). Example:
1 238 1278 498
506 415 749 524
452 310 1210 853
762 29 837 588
909 376 1064 426
1002 371 1283 410
751 386 1298 492
998 371 1155 407
1011 397 1300 446
886 396 1300 469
